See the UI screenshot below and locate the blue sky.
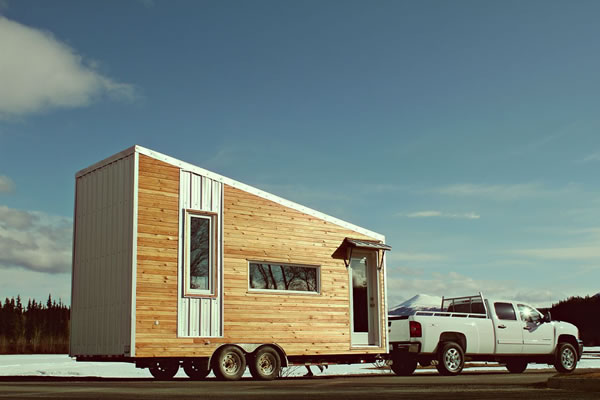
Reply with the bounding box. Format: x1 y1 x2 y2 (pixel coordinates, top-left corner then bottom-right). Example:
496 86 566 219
1 0 599 307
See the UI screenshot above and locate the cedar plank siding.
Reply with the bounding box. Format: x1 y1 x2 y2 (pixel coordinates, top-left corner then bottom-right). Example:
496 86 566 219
135 155 181 355
222 185 387 356
135 154 387 357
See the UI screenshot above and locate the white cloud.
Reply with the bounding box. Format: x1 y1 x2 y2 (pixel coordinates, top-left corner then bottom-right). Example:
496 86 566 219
0 175 15 193
580 152 600 163
0 268 72 305
0 16 135 119
387 251 447 262
387 271 566 308
435 183 545 200
401 210 480 219
512 246 600 260
404 210 442 218
0 205 72 273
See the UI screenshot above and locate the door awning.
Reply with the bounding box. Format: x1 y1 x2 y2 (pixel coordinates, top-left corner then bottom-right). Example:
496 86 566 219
332 237 392 268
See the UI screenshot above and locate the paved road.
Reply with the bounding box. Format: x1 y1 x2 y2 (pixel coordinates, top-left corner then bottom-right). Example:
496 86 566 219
0 371 597 399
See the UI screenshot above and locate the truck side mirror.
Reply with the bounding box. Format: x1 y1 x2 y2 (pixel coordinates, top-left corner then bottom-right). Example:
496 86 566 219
543 311 552 323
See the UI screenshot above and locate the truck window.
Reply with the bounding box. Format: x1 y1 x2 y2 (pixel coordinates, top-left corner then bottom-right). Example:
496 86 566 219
518 304 542 323
494 302 517 320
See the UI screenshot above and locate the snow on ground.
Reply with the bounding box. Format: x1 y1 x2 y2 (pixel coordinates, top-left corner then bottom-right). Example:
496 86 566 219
0 349 598 378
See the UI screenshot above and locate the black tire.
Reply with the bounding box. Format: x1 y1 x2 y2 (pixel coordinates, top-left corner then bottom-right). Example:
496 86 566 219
436 341 464 376
390 352 417 376
212 346 247 381
505 359 527 373
554 342 577 373
183 359 210 380
149 361 179 380
249 347 281 380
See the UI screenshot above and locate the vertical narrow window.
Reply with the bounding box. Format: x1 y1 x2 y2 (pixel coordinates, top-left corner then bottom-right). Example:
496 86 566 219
185 211 216 297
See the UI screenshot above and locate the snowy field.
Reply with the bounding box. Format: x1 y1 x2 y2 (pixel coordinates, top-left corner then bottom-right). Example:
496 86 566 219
0 348 598 379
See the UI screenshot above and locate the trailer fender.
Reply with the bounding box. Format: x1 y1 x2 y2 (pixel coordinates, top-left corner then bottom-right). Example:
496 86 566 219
252 343 289 368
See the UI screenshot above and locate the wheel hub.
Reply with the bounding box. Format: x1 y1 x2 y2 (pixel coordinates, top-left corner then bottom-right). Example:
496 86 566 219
223 354 240 374
562 348 575 369
258 354 274 374
445 348 461 371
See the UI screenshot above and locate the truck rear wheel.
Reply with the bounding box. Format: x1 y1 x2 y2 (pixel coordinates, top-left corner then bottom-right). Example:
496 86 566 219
212 345 247 381
249 346 281 380
390 353 417 376
149 361 179 380
554 342 577 373
505 360 527 373
436 341 464 376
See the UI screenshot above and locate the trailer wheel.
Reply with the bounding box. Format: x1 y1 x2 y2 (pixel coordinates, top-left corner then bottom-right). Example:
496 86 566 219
505 360 527 373
390 353 417 376
249 346 281 380
149 361 179 380
436 341 464 376
183 359 210 380
212 346 247 381
554 342 577 373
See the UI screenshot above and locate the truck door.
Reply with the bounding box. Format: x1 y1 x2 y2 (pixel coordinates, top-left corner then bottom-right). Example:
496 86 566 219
517 304 554 354
491 302 523 354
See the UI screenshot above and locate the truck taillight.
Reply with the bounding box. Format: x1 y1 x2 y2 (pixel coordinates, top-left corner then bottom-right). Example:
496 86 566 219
410 321 422 338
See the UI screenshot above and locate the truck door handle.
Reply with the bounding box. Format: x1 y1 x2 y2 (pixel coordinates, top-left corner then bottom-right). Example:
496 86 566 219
523 326 531 330
498 325 506 329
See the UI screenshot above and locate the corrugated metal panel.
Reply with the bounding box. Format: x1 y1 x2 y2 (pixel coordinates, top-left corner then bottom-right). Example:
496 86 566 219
177 171 223 338
70 155 134 356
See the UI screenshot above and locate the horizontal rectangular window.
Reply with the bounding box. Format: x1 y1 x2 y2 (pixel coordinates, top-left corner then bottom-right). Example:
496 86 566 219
185 211 217 297
249 262 319 293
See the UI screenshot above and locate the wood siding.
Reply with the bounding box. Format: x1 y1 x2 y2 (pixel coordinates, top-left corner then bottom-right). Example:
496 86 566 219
135 155 180 356
135 155 387 358
221 185 387 356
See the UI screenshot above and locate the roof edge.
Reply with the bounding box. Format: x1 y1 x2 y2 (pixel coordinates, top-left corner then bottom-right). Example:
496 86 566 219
79 145 385 241
136 146 385 241
75 146 137 178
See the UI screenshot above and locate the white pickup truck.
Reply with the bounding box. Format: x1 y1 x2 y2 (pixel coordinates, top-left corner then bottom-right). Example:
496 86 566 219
388 293 583 376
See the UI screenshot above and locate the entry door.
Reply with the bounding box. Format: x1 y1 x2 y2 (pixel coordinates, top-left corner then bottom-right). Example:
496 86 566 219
349 253 380 346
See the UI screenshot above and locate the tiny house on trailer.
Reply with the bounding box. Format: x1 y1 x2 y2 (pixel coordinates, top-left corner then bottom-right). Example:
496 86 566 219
70 146 391 380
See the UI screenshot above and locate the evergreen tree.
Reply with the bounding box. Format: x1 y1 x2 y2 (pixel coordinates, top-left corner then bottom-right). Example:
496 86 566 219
0 294 70 354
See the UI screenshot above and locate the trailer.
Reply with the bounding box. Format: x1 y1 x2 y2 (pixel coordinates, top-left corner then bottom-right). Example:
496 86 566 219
70 145 391 380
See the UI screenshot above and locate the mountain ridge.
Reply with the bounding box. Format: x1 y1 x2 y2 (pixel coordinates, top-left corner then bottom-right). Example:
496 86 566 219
389 294 442 316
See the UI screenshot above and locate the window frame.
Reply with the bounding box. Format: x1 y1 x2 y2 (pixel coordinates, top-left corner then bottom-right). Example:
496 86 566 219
184 210 218 298
494 302 517 321
518 304 542 324
247 261 321 295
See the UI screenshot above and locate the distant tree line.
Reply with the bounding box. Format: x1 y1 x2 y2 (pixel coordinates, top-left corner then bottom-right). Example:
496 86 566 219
548 295 600 346
0 295 69 354
1 292 598 353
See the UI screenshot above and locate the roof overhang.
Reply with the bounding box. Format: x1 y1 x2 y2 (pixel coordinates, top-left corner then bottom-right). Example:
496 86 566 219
332 238 392 269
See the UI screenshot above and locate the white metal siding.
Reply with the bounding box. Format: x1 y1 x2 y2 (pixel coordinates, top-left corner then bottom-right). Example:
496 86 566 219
70 155 135 356
178 171 223 337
